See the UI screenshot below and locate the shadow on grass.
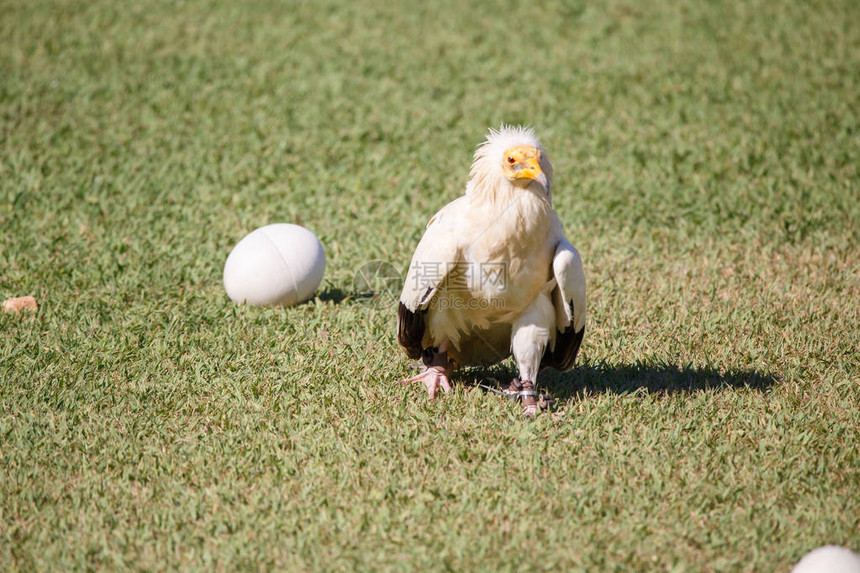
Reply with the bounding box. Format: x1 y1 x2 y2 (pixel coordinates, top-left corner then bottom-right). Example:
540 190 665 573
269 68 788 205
316 284 398 308
464 359 778 401
545 360 777 401
316 285 350 304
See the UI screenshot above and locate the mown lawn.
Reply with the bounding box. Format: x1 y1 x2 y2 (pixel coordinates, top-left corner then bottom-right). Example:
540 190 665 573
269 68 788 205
1 0 858 570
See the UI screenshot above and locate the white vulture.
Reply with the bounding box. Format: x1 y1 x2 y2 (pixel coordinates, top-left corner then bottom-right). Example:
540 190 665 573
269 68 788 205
396 126 586 415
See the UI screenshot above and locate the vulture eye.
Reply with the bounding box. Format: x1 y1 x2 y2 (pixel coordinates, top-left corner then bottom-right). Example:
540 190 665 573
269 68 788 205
506 156 516 165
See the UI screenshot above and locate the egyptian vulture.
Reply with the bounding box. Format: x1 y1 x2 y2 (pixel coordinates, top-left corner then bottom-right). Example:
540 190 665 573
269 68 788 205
396 126 586 415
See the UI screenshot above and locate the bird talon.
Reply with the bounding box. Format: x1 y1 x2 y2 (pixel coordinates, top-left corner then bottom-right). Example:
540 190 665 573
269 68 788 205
396 366 452 400
520 392 538 417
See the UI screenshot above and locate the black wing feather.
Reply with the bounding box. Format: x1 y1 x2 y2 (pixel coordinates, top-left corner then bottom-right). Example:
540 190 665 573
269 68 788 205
397 302 426 360
541 299 584 371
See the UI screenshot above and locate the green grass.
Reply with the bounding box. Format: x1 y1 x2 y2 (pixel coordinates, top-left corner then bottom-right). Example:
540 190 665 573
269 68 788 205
2 0 859 570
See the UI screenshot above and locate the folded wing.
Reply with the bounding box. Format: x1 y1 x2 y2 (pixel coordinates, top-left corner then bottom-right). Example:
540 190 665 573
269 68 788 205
397 198 464 359
543 237 586 371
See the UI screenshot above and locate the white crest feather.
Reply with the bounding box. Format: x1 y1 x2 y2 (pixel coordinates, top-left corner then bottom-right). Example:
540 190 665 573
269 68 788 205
467 125 553 203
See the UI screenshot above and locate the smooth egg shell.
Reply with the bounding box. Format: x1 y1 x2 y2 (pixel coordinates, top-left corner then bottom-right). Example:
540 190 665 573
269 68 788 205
223 223 326 306
792 546 860 573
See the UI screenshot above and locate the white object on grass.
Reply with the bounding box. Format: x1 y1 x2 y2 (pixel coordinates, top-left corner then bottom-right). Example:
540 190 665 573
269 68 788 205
223 223 326 307
792 546 860 573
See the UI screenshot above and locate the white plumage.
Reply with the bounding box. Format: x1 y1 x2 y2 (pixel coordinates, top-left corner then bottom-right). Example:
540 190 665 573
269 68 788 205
397 126 586 414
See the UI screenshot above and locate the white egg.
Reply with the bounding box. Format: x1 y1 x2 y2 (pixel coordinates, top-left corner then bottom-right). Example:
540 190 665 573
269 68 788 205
792 546 860 573
223 223 326 307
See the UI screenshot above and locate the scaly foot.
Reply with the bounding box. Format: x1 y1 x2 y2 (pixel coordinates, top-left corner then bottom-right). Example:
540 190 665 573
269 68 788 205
505 378 539 417
397 366 452 400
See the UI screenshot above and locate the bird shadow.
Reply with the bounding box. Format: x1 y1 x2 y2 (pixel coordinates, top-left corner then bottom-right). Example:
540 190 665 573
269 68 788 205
315 283 400 308
461 358 777 402
316 284 351 304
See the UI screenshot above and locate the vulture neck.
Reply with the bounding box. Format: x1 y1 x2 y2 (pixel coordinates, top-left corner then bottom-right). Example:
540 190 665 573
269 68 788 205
466 176 551 209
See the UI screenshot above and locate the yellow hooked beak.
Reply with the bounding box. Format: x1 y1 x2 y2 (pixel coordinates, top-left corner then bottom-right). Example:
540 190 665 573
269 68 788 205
514 155 548 189
504 145 548 189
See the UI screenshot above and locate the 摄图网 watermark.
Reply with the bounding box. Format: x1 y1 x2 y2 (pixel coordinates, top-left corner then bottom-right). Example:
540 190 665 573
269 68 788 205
410 261 508 292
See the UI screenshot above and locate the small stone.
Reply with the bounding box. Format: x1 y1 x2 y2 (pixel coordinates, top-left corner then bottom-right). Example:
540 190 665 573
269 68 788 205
2 296 38 313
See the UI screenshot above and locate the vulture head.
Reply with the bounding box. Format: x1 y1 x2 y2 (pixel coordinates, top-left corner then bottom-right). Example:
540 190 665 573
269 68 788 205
468 125 554 201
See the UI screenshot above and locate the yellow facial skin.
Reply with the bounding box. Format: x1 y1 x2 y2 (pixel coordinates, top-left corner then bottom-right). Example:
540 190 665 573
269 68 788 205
501 145 548 189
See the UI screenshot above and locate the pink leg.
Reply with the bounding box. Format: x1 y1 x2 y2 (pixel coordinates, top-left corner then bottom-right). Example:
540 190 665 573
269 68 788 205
504 378 539 417
397 366 452 400
398 342 452 400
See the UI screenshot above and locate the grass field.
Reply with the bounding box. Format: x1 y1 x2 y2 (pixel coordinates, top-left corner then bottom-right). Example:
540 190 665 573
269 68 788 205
2 0 859 570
